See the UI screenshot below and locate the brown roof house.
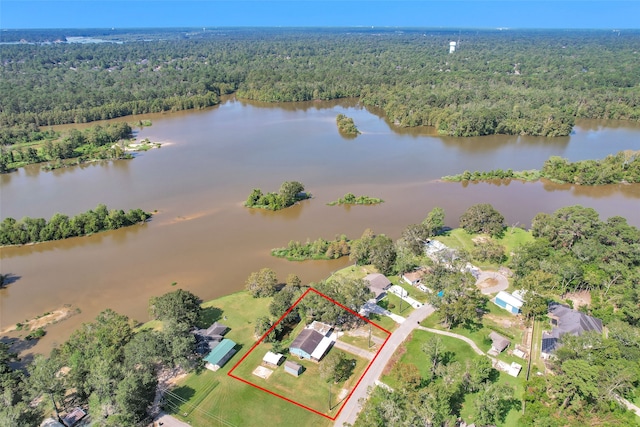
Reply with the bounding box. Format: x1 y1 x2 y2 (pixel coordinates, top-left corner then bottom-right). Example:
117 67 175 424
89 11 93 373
487 331 511 356
364 273 391 300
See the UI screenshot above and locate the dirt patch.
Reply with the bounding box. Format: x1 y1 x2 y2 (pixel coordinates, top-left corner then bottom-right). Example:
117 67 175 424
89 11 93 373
382 337 408 376
484 313 514 329
472 236 491 244
476 278 498 289
564 290 591 309
1 305 78 334
252 366 274 379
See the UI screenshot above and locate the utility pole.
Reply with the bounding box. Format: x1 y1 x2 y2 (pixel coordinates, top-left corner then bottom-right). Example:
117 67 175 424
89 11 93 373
368 322 372 348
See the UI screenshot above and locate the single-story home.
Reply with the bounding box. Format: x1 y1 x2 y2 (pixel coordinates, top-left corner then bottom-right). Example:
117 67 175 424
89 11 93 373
488 331 511 355
290 328 333 361
541 303 603 359
193 322 228 343
204 338 237 371
402 268 429 286
364 273 392 300
263 351 284 367
284 360 303 377
493 291 524 314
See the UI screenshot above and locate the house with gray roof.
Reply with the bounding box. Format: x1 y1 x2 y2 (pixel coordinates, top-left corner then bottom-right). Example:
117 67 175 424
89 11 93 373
540 303 603 359
290 328 333 361
488 331 511 355
364 273 391 300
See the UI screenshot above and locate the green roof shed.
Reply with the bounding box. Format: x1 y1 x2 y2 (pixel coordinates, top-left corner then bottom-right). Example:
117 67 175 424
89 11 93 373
204 338 237 371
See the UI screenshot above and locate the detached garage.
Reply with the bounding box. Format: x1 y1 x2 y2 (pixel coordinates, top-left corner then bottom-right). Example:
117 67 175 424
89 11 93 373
494 291 523 314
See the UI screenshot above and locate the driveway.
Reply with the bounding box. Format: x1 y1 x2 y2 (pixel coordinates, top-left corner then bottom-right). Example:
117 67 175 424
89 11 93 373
333 303 436 426
475 270 509 295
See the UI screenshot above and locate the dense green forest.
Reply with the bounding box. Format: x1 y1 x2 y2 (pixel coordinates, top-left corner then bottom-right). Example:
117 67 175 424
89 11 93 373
443 150 640 185
2 28 640 138
0 204 151 246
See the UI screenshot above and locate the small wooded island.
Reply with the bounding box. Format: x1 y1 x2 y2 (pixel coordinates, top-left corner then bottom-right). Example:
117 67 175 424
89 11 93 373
271 235 351 261
0 204 152 246
336 114 360 136
327 193 384 206
442 150 640 185
245 181 310 211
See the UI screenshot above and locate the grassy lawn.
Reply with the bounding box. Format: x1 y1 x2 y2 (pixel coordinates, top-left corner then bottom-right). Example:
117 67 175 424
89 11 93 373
378 293 415 317
230 343 369 416
380 329 524 426
434 227 533 268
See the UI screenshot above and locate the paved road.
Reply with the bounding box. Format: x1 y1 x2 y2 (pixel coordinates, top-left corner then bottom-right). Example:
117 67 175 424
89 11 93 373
153 412 192 427
333 303 436 427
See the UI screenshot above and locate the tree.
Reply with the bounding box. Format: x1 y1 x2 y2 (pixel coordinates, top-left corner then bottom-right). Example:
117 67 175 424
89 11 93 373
148 289 202 325
520 293 549 321
279 181 305 207
421 336 445 380
29 355 65 423
399 223 430 256
423 207 446 236
110 370 157 426
473 383 515 426
459 203 505 237
245 267 278 298
369 234 396 275
349 228 374 265
471 237 506 263
319 352 354 383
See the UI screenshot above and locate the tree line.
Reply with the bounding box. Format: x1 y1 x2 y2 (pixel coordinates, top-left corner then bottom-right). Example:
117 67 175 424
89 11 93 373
0 122 134 173
327 193 384 206
0 204 151 246
2 28 640 139
442 150 640 185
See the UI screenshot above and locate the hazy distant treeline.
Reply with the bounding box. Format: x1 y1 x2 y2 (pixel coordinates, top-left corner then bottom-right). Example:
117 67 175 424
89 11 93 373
2 28 640 137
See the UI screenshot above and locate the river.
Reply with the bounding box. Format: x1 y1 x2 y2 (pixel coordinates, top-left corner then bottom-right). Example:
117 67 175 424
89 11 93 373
1 98 639 358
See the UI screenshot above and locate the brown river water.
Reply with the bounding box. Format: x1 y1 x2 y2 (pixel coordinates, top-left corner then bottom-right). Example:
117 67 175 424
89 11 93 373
1 98 639 358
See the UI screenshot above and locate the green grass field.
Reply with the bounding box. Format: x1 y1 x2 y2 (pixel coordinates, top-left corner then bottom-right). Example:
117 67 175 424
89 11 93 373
434 227 533 268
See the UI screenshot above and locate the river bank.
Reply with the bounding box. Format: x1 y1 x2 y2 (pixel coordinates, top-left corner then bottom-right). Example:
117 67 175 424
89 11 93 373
1 98 639 359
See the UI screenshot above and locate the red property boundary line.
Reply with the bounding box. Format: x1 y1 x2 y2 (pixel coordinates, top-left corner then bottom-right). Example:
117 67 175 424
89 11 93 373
227 287 391 421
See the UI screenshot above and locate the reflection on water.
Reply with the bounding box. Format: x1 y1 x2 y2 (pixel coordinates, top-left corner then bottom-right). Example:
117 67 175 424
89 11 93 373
1 97 639 356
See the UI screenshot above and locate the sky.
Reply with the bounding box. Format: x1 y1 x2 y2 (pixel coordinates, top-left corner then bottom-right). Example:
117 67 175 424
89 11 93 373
1 1 639 30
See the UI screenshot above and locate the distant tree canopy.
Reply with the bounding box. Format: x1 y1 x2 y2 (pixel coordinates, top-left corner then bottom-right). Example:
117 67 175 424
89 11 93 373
2 28 640 140
0 204 151 246
245 181 308 210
